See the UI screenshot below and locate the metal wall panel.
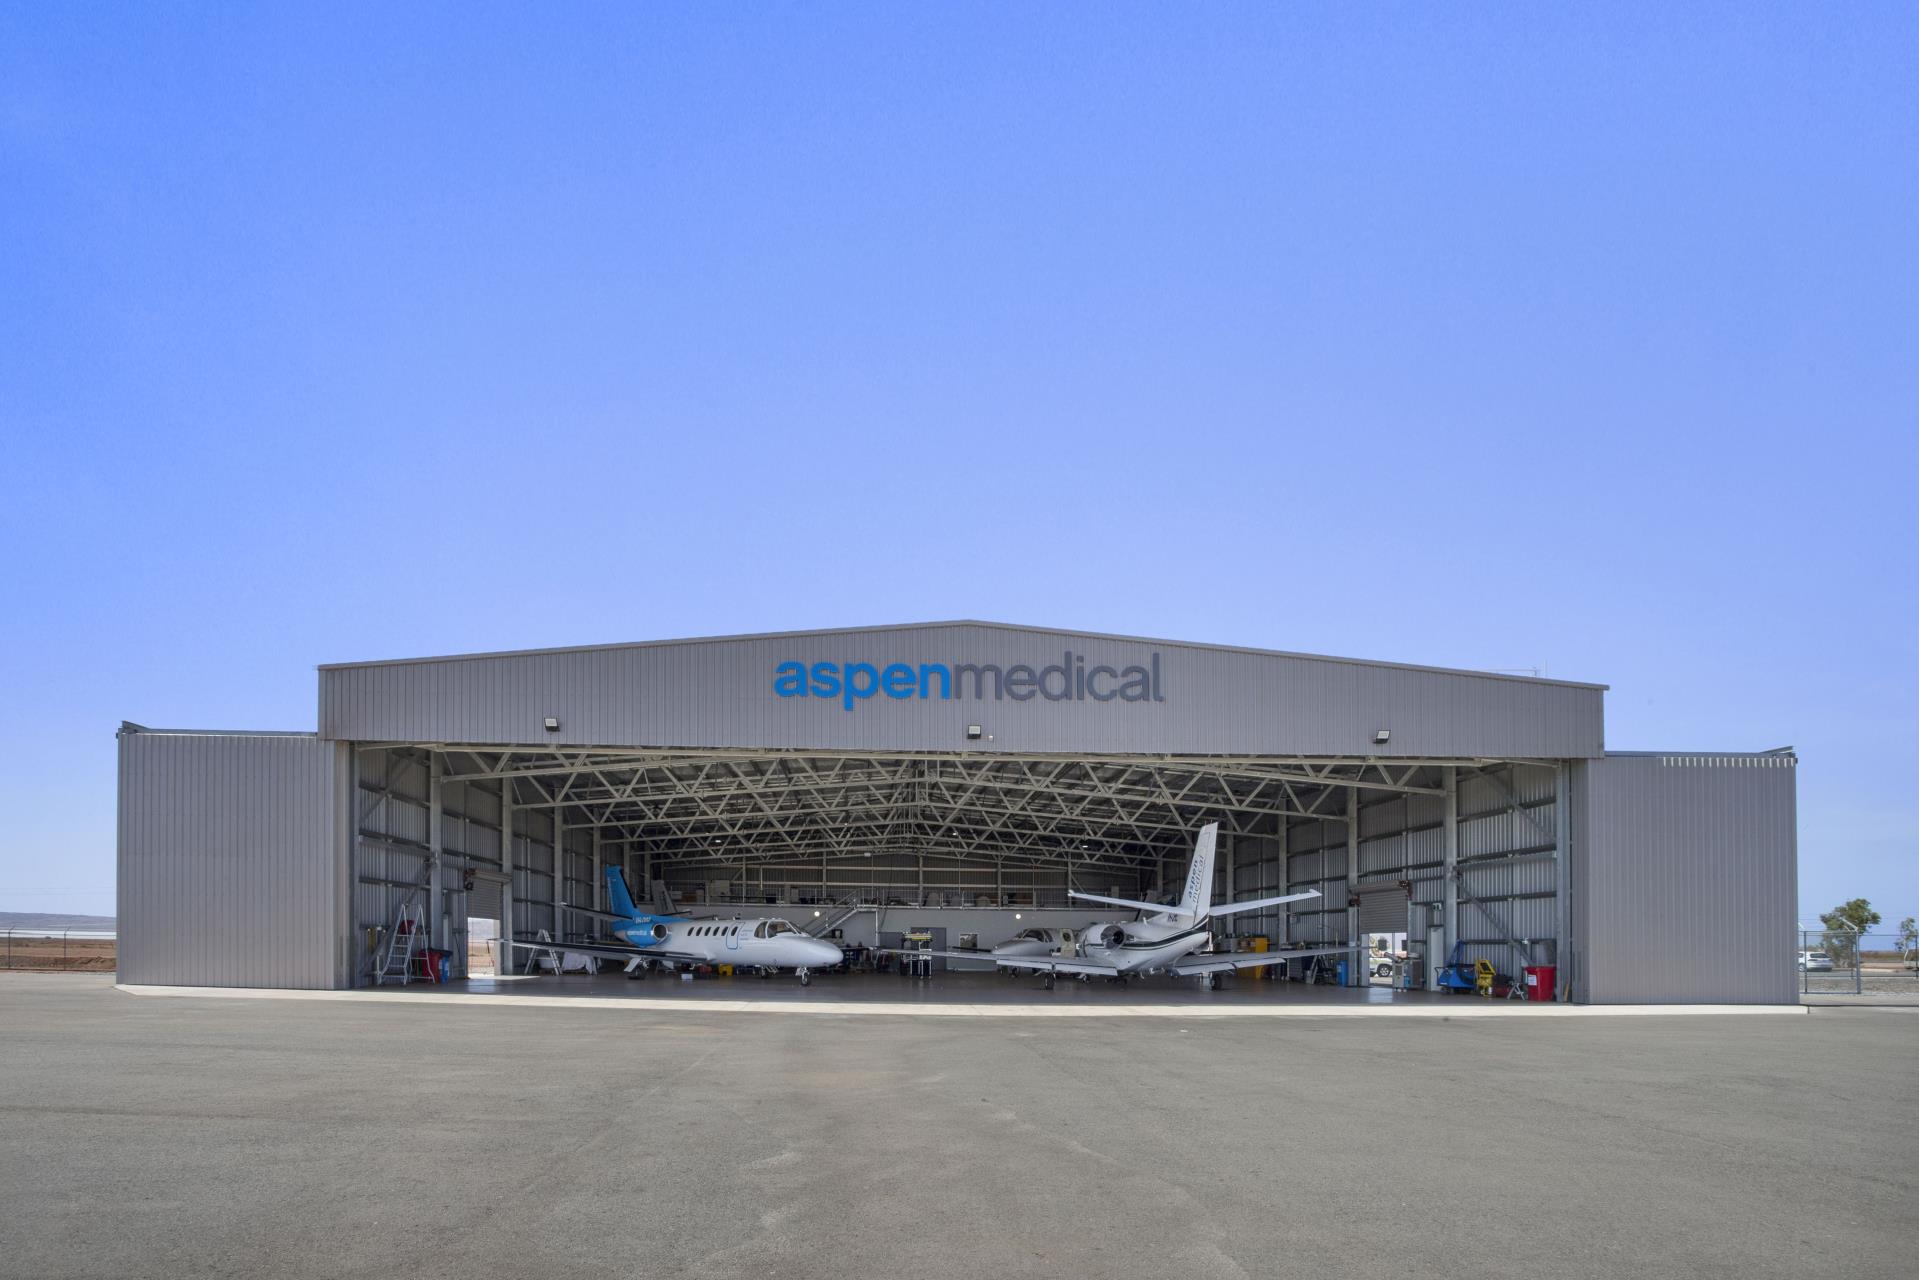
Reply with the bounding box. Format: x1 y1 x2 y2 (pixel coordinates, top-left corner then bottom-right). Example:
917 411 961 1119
1574 753 1797 1004
118 729 348 989
318 622 1605 758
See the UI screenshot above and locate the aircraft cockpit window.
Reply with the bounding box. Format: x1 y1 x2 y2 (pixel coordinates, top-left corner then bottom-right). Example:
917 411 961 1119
764 920 795 937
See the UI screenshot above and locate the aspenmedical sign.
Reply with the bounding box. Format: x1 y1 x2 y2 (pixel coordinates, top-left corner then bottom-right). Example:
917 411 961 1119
773 651 1166 711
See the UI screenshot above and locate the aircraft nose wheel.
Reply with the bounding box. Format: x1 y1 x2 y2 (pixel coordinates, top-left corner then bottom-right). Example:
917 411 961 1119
1205 973 1220 991
797 968 811 987
1042 973 1056 990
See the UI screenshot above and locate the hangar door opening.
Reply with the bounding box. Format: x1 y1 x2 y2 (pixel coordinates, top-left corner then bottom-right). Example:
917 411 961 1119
345 745 1566 990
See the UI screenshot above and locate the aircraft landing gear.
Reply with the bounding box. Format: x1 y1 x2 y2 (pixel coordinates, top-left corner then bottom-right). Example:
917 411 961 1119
1205 972 1221 991
797 967 812 987
1042 972 1056 990
626 960 650 981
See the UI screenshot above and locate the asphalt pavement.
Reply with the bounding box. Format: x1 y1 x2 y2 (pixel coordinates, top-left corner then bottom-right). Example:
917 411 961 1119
3 974 1912 1279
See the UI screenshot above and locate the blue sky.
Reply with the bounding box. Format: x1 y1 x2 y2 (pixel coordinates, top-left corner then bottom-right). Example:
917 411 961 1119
1 4 1912 924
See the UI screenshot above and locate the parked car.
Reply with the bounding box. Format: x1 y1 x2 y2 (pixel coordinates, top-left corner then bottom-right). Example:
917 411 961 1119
1798 950 1834 972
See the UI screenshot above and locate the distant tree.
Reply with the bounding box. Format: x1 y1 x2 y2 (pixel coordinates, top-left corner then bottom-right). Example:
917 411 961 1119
1820 899 1882 966
1899 917 1917 963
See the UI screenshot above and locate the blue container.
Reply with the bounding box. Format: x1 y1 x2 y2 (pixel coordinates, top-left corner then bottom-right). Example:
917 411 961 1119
1336 960 1348 985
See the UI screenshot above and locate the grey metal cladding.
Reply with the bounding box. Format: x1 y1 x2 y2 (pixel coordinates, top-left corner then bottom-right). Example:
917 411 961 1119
118 730 348 989
1574 753 1798 1004
319 622 1605 757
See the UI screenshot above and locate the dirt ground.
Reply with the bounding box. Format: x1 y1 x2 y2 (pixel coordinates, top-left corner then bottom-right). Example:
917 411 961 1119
1 938 116 971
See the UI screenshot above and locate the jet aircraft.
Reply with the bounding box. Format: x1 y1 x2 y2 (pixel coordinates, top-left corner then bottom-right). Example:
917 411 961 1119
999 823 1354 988
509 868 843 985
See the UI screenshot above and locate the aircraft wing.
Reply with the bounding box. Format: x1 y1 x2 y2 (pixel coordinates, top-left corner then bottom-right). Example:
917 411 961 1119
1164 945 1356 976
1208 890 1322 917
1068 890 1172 914
990 953 1123 976
504 938 704 964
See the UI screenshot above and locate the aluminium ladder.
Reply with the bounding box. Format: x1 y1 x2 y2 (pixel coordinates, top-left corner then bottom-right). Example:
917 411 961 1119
375 903 427 985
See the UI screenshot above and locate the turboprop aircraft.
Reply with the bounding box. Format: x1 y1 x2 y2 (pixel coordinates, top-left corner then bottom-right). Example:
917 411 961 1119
508 868 843 985
1002 823 1353 989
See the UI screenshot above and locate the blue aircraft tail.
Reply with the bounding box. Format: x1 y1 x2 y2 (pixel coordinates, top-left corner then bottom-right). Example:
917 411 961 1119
605 866 642 919
605 866 682 922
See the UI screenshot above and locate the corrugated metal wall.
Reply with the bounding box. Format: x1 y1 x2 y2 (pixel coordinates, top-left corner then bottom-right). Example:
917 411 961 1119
318 622 1605 758
351 747 612 980
1574 753 1797 1004
118 729 348 989
1273 764 1561 980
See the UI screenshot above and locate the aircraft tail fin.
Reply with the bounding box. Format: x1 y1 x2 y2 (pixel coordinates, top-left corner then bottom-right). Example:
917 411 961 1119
605 866 642 920
1178 823 1220 924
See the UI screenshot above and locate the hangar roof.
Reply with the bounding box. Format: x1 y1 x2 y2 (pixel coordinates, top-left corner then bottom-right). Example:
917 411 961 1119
318 622 1606 759
319 620 1606 688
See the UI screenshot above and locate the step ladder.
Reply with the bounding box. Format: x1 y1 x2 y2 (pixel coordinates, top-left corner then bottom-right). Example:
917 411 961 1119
376 904 426 985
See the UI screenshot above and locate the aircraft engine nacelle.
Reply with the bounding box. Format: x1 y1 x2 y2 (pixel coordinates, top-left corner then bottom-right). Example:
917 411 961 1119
634 923 669 944
1084 923 1127 951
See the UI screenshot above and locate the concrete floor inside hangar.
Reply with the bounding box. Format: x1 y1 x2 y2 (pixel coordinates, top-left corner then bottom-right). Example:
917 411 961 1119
451 965 1436 1005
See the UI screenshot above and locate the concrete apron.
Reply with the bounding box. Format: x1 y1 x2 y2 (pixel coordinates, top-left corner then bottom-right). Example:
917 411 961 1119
116 983 1811 1018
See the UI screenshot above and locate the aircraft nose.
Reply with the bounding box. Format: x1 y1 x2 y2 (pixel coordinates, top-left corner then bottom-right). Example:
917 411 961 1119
806 939 843 967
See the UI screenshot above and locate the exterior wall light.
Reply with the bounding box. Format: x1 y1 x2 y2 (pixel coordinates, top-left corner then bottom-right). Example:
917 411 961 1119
966 725 983 740
1373 729 1391 745
543 717 561 732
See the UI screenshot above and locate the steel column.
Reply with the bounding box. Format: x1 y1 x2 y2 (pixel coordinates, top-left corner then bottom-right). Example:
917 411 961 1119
428 754 444 951
500 781 516 967
554 808 566 941
1345 788 1361 987
1443 765 1459 971
591 828 602 916
1555 760 1572 1000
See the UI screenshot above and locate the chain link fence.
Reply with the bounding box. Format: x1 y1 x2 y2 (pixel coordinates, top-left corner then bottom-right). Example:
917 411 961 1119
1 927 118 971
1799 928 1917 997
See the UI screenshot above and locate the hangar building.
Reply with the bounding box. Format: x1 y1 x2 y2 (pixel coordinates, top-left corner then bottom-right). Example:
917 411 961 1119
115 622 1799 1003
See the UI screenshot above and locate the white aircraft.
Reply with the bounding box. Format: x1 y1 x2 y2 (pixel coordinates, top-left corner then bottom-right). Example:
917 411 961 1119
993 925 1082 961
1000 823 1354 989
509 868 844 985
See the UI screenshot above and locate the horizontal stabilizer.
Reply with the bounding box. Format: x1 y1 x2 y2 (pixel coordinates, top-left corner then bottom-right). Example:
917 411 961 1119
1208 890 1322 917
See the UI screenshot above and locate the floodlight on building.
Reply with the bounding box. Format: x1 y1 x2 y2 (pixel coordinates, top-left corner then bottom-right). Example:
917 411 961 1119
1373 729 1391 745
543 717 561 732
966 725 983 740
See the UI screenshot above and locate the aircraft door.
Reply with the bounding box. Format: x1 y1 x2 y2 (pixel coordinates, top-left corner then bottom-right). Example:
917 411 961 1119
726 923 743 952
